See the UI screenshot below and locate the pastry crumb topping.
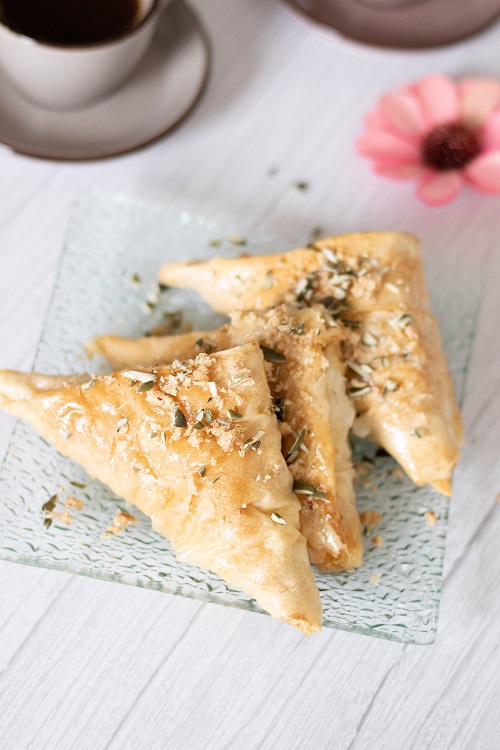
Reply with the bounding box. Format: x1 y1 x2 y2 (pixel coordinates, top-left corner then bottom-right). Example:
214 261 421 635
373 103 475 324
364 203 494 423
424 511 438 526
359 509 382 532
103 510 140 538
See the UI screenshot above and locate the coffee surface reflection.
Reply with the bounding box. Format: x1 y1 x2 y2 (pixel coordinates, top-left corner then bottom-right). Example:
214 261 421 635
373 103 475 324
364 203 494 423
0 0 141 46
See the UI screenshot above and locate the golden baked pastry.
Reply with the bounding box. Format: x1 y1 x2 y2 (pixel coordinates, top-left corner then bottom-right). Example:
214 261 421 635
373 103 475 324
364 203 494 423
0 342 322 634
158 232 463 494
92 305 363 571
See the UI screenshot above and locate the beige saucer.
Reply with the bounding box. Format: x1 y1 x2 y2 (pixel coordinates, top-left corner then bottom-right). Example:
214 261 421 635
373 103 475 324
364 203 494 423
0 0 210 160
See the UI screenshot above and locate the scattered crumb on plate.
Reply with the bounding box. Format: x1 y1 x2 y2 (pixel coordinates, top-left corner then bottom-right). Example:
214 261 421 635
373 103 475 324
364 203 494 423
102 510 140 538
425 511 438 526
372 535 384 547
369 573 382 585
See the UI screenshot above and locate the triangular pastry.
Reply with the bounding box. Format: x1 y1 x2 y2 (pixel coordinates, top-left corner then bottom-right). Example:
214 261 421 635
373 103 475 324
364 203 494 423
158 232 463 494
0 342 322 634
92 305 363 571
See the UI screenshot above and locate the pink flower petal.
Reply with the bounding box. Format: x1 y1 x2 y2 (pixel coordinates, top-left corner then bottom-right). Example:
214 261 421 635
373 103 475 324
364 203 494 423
356 132 420 163
458 78 500 126
482 108 500 150
415 171 463 206
413 75 459 127
464 151 500 193
378 90 426 137
374 163 427 181
364 110 389 134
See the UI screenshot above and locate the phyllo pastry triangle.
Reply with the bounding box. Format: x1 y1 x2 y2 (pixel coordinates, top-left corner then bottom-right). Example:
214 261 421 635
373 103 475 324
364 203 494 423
92 305 363 571
0 342 322 634
158 232 463 494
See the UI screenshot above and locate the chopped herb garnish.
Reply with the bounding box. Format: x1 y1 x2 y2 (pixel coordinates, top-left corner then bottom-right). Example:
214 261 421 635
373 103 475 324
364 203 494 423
116 417 128 430
382 379 399 396
204 409 213 424
361 331 378 347
193 421 204 430
260 344 286 363
81 379 97 391
173 407 187 428
410 428 424 438
243 431 265 450
131 273 141 286
372 356 389 368
271 512 286 525
209 239 222 248
122 370 156 384
198 465 206 477
70 481 86 489
273 397 285 422
229 373 249 388
212 476 221 483
43 518 53 530
60 430 71 440
228 234 247 246
158 282 170 292
228 410 243 420
310 227 323 241
295 181 309 191
340 318 361 329
398 314 412 329
195 338 218 354
137 380 156 393
346 360 373 381
288 428 307 458
347 385 371 398
293 481 328 499
42 494 58 514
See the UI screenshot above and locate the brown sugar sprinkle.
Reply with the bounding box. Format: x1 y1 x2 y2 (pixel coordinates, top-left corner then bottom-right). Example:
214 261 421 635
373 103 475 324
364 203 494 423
359 509 382 532
424 511 438 526
65 496 84 510
372 535 384 547
103 510 140 538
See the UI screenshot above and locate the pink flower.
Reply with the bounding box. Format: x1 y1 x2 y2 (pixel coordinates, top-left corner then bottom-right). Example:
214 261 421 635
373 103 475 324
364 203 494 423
357 75 500 206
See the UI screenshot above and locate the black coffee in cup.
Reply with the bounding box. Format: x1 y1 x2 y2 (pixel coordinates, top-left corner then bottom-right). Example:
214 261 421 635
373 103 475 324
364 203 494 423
0 0 142 46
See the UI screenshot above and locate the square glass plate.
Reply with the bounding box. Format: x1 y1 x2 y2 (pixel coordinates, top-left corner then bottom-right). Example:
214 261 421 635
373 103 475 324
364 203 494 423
0 189 480 644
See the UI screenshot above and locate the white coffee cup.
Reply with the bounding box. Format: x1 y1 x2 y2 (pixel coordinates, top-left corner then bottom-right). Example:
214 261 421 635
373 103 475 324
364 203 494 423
0 0 168 111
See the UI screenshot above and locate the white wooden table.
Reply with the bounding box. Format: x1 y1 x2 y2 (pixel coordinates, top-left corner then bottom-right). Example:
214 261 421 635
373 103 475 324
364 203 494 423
0 1 499 747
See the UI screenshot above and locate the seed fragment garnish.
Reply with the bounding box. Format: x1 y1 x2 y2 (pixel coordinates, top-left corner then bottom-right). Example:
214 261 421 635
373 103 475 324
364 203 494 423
204 409 213 424
43 518 53 530
288 428 307 458
321 247 338 264
60 429 71 440
273 397 285 422
260 344 286 363
228 409 243 420
271 512 286 525
293 481 328 499
70 481 86 489
295 181 309 191
410 428 425 438
131 272 141 287
372 356 389 368
116 417 128 430
382 379 399 396
195 338 218 354
137 380 156 393
173 407 187 428
346 360 373 381
81 379 97 391
122 370 156 384
229 373 249 388
243 431 265 450
198 465 206 477
193 421 204 430
347 385 371 398
361 331 378 347
42 494 58 514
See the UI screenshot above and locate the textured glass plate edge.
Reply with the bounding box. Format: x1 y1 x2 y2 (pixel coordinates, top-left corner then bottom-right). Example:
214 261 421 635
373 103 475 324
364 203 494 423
0 188 483 644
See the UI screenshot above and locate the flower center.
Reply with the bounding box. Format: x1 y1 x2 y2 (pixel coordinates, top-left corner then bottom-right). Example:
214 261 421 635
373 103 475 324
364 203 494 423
421 123 482 171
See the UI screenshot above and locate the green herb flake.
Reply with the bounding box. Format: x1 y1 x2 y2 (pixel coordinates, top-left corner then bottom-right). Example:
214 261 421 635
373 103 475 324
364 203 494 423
81 379 97 391
271 512 286 525
273 397 285 422
193 421 205 430
43 518 53 530
362 331 378 347
260 344 286 363
42 494 58 514
198 465 206 477
288 428 307 458
295 181 309 191
243 431 265 450
229 373 249 388
137 380 156 393
410 428 425 438
293 481 327 499
173 407 188 428
131 273 141 287
228 410 243 420
195 338 218 354
209 239 222 248
70 481 86 489
204 409 213 424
